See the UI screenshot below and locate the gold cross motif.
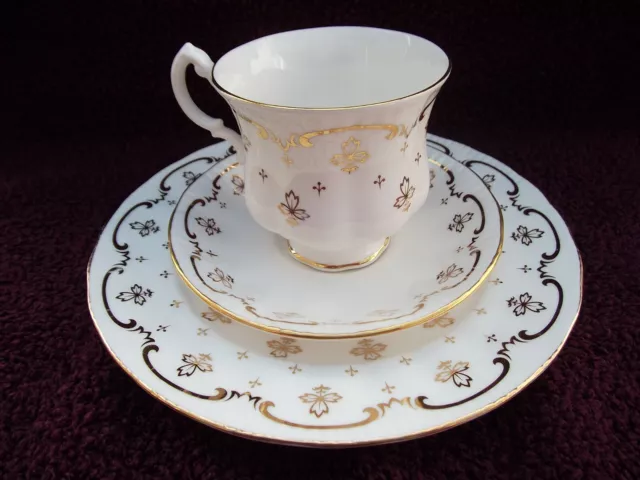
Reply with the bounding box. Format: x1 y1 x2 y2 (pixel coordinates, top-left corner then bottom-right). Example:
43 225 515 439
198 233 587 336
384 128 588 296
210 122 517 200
170 300 183 308
445 336 456 343
381 382 396 394
289 364 302 374
237 351 248 360
249 377 262 388
400 356 412 365
345 365 359 377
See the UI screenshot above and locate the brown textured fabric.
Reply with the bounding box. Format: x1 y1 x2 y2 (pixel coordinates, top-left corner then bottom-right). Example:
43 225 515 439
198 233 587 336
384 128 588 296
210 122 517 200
2 1 639 478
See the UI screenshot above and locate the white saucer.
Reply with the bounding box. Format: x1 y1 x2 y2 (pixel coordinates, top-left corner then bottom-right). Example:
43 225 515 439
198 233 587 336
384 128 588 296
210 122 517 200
87 135 582 447
168 153 503 338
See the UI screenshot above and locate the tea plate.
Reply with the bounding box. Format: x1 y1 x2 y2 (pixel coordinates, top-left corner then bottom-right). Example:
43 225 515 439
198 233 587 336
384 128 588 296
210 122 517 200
168 150 503 339
87 135 582 447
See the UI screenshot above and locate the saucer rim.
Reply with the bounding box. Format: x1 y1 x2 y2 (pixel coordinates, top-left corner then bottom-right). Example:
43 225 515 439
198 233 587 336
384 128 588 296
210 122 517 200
167 158 505 340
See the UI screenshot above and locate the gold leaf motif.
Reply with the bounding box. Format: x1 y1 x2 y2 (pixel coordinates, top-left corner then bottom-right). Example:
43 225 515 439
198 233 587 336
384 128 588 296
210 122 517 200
330 136 370 173
177 353 213 377
201 308 232 324
299 385 343 418
278 190 310 226
436 263 464 284
267 337 303 358
448 212 474 232
350 338 387 361
231 175 245 195
393 177 415 212
507 293 546 316
435 360 473 388
207 267 234 289
423 316 455 328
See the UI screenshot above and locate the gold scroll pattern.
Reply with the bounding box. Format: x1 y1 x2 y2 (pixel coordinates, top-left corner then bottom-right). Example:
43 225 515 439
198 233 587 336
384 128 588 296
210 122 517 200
95 141 573 446
234 111 399 172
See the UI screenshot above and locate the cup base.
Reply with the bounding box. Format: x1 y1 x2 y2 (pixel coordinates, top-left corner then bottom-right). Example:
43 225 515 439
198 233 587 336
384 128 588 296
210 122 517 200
287 237 390 272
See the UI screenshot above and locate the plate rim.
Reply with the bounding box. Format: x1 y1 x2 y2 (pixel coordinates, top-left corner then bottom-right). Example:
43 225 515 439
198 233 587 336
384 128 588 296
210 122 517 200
86 137 584 447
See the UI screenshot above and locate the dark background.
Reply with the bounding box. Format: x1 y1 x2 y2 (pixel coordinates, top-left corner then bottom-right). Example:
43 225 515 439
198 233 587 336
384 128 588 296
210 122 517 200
2 1 639 478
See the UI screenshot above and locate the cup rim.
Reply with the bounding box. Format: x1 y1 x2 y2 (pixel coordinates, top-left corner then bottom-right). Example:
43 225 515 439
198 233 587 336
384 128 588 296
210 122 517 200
210 26 451 111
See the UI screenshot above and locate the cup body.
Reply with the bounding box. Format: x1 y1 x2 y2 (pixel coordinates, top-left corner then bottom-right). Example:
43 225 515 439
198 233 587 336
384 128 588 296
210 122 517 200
225 92 447 267
177 27 450 269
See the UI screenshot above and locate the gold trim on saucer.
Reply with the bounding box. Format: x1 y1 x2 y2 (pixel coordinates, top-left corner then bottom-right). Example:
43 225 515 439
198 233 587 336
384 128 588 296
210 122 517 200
167 159 505 340
287 237 390 272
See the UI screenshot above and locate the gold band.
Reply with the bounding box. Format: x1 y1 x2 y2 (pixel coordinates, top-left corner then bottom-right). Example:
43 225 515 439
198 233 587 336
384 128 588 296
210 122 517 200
288 237 391 272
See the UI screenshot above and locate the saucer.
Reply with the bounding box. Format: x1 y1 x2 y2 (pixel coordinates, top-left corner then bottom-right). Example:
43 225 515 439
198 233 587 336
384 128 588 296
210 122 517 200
168 152 503 339
87 135 582 447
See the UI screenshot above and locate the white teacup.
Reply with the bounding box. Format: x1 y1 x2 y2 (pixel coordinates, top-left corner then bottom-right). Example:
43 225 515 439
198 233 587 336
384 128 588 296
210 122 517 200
171 26 450 271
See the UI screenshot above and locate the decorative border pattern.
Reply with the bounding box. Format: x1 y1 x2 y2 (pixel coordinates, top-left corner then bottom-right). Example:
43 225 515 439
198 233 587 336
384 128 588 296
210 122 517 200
88 138 581 447
234 103 439 153
231 94 439 168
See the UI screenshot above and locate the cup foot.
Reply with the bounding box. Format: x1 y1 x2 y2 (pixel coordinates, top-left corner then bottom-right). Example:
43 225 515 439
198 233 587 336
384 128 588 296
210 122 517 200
287 238 390 272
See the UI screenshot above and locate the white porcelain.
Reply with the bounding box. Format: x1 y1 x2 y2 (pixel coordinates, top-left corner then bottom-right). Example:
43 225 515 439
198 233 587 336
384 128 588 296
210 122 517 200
168 152 502 339
170 27 450 269
87 135 583 447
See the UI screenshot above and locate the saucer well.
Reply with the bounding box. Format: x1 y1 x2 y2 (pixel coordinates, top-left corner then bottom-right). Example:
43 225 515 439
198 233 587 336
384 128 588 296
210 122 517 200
168 152 503 339
87 135 582 447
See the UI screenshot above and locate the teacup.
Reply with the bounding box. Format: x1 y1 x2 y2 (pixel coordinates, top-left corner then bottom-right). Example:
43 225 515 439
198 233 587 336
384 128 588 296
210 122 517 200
171 26 450 271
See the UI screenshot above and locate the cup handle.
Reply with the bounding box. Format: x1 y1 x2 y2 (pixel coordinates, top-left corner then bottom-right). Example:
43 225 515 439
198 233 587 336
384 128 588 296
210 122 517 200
171 42 245 164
